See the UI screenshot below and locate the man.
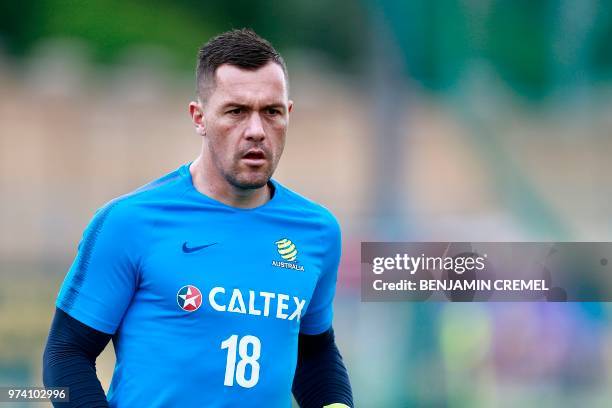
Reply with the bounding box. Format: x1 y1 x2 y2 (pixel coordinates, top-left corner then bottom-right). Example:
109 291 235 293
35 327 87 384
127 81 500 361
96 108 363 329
43 29 353 407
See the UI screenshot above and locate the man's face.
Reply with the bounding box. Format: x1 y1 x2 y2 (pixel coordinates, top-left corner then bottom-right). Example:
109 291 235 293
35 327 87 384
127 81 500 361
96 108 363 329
195 62 292 190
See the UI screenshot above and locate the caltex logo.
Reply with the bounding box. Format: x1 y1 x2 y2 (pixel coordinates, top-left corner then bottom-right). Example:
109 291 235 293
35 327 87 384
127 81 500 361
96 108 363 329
177 285 202 312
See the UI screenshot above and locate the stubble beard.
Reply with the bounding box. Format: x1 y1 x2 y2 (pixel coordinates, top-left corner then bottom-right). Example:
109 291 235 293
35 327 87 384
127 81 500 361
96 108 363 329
212 149 278 190
225 164 273 190
206 130 285 191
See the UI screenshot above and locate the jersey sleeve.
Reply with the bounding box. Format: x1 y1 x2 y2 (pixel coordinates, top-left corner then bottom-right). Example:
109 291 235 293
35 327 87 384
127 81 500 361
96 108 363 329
300 211 342 335
56 201 141 334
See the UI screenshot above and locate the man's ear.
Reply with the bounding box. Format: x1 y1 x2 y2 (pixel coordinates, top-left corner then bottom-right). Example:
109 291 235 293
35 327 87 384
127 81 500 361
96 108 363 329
288 100 294 114
188 101 206 136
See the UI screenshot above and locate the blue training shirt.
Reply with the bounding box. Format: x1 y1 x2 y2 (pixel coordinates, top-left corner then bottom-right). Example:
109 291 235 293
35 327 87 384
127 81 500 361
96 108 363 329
56 163 342 407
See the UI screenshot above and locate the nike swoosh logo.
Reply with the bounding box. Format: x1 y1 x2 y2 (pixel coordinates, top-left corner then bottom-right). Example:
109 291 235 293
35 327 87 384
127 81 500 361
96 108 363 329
182 242 218 253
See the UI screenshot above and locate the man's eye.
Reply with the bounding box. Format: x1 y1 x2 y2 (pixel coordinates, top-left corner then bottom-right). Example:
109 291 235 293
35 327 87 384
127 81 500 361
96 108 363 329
228 108 242 115
266 108 279 115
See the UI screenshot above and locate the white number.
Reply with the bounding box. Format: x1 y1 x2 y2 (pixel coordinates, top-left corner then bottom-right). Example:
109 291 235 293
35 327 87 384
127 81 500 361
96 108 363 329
221 334 261 388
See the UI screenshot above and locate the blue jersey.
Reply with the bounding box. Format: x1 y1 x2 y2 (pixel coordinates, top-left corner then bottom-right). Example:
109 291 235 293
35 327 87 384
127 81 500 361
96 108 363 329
56 163 341 407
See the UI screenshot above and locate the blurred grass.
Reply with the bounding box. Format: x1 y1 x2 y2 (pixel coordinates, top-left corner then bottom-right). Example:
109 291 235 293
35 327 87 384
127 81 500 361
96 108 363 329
0 270 56 362
0 265 57 387
0 260 120 389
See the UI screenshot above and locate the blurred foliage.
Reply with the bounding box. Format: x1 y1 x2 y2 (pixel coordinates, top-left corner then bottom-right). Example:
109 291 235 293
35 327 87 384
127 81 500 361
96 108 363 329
485 2 552 97
0 0 368 72
0 0 611 97
377 0 612 98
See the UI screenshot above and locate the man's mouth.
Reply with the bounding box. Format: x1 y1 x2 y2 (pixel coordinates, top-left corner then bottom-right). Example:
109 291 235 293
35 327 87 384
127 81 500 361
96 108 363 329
241 149 267 166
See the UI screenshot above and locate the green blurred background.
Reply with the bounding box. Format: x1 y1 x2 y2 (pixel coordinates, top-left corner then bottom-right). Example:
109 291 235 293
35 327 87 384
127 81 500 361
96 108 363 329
1 1 611 406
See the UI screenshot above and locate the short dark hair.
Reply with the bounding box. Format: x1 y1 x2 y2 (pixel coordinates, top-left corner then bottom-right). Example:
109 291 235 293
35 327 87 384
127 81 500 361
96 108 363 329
196 28 288 100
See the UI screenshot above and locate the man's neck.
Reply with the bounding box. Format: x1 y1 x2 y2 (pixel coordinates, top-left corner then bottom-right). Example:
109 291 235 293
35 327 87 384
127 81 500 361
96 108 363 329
189 157 271 209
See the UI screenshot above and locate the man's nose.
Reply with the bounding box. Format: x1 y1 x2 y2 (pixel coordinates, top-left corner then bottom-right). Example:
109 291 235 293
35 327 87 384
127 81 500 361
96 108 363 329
244 112 265 142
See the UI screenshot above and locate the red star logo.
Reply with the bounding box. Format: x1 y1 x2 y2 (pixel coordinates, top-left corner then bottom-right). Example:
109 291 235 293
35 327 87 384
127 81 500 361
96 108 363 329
177 285 203 312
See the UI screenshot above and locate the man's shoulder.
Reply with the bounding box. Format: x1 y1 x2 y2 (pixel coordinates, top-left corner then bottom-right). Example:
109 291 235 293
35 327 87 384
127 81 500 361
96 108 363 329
273 180 340 231
123 165 186 203
90 165 186 225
